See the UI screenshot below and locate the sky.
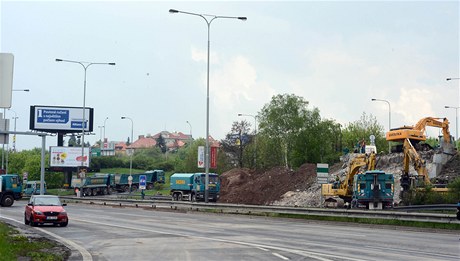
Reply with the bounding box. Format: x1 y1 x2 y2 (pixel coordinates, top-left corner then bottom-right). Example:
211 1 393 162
1 0 459 152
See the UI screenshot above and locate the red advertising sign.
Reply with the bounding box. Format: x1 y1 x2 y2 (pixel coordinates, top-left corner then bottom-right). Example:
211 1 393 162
210 146 218 169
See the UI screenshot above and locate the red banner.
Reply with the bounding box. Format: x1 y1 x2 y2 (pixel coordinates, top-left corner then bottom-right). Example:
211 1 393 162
210 147 218 169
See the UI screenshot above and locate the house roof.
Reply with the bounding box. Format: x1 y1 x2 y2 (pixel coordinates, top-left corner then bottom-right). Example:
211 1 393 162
128 136 157 149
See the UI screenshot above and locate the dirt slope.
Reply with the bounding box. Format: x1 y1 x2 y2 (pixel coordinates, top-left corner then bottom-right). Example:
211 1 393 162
219 164 317 205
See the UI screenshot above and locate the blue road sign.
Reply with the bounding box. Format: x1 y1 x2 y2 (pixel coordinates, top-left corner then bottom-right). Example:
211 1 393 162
139 175 147 190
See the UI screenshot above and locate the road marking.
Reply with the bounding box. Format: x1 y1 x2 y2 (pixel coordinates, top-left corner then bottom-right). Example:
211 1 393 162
0 216 92 261
273 252 289 260
73 217 362 261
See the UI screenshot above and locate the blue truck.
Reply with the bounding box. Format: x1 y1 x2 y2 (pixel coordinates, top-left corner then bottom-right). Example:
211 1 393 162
115 170 165 192
0 174 23 207
170 173 220 202
71 174 115 196
352 170 394 210
24 181 47 196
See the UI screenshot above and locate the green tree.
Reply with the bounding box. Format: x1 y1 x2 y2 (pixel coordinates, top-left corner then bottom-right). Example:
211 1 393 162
258 94 314 168
220 120 252 168
68 134 77 147
341 112 386 154
156 133 167 154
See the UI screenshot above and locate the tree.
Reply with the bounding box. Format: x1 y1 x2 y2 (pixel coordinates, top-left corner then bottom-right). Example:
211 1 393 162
258 94 312 169
341 112 386 153
220 120 252 168
68 134 77 147
156 133 167 154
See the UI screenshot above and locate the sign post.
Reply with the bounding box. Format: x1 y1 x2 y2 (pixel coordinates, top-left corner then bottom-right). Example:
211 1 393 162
317 163 329 208
139 174 146 200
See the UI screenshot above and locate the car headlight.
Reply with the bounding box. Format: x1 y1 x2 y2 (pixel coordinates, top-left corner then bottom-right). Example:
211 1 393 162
34 210 43 215
60 211 67 216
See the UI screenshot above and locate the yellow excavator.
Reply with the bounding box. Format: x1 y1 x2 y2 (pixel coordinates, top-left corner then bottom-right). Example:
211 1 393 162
386 117 453 192
322 152 376 207
386 117 452 151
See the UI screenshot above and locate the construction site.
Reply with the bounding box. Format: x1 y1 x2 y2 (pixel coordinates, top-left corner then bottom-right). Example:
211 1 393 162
219 117 460 208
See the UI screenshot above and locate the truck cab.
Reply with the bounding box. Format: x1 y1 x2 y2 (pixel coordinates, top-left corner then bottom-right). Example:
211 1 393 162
170 173 220 202
24 181 47 196
0 174 23 207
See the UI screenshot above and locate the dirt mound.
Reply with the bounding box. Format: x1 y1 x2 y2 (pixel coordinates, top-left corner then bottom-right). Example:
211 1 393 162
438 154 460 182
219 163 317 205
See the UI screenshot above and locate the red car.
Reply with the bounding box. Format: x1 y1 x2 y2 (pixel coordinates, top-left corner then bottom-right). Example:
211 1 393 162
24 195 68 227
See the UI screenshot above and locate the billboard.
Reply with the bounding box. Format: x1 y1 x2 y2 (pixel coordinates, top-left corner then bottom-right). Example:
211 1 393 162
197 146 204 168
50 146 90 167
0 53 14 108
30 105 94 133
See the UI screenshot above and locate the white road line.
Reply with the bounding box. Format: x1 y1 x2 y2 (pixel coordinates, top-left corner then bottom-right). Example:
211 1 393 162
74 217 362 261
273 252 290 260
0 216 92 261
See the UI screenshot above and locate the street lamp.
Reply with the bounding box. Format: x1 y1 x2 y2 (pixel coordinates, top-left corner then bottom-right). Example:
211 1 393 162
7 109 17 152
445 105 459 148
56 58 115 171
186 120 193 144
103 117 109 142
98 126 103 143
170 8 246 203
121 116 133 177
238 113 257 167
371 98 391 153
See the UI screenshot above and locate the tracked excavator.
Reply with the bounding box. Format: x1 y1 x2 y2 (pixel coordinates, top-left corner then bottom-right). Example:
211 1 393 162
385 117 454 193
322 152 376 207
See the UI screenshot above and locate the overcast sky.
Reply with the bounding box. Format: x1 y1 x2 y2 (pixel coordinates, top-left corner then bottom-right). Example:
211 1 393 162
1 0 459 151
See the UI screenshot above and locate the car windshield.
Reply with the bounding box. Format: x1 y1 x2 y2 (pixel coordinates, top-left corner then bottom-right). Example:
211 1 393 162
32 197 62 206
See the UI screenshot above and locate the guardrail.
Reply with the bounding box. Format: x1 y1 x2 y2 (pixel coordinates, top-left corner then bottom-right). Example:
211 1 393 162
60 196 459 224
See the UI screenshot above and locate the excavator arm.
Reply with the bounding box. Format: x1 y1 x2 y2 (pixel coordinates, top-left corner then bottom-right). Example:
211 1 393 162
402 138 430 185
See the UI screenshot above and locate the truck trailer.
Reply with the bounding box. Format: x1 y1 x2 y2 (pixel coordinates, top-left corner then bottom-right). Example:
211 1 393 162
115 170 165 192
71 174 115 196
0 174 23 207
170 173 220 202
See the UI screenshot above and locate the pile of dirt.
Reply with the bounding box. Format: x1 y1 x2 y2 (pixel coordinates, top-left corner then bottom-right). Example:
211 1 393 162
220 150 459 207
437 154 460 182
219 163 317 205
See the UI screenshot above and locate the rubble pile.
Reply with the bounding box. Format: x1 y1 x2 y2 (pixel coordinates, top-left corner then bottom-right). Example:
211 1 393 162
219 150 459 207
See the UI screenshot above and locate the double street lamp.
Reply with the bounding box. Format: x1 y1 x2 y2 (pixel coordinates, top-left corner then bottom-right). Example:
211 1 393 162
56 59 115 170
170 8 247 203
121 116 133 176
371 98 391 153
238 113 257 166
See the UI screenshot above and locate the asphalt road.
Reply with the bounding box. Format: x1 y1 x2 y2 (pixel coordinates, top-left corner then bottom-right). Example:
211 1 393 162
1 201 459 261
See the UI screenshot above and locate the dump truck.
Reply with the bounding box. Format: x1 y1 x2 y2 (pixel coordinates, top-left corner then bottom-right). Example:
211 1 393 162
170 173 220 202
71 174 115 196
115 170 165 192
0 174 23 207
351 170 394 210
24 180 47 196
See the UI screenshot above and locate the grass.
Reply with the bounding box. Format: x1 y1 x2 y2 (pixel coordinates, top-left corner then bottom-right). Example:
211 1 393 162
0 222 68 261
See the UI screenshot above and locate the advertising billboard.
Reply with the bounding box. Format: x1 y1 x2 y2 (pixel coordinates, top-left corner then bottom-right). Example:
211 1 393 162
50 146 90 167
30 105 94 133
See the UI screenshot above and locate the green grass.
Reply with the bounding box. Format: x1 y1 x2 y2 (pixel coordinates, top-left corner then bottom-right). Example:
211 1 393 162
0 222 68 261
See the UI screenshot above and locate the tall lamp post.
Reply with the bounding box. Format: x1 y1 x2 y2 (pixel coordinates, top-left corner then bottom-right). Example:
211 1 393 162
186 120 193 144
238 113 257 167
447 77 460 147
371 98 391 153
103 117 109 141
445 105 459 148
121 116 133 177
56 59 115 171
169 8 246 203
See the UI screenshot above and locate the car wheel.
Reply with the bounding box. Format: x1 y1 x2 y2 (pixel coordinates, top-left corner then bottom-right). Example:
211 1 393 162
29 216 37 227
61 221 68 227
24 214 30 225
